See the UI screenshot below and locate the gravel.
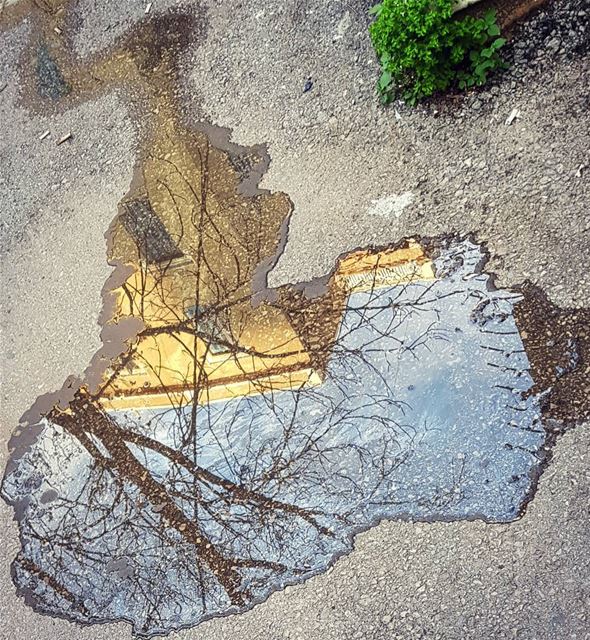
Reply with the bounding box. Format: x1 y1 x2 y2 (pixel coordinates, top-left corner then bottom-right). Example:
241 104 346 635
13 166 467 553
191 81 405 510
504 0 589 65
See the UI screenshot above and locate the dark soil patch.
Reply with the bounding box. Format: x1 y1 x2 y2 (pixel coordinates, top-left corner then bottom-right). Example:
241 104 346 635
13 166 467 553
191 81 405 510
457 0 548 31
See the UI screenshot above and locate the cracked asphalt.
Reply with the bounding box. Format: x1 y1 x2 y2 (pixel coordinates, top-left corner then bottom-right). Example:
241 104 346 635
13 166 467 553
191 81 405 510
0 0 588 638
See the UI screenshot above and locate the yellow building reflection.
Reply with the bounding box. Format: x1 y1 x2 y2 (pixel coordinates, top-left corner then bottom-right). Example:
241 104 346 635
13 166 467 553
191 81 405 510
100 241 435 410
98 125 435 411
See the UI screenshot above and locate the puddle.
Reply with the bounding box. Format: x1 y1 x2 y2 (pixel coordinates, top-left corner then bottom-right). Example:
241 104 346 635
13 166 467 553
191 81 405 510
2 2 589 637
0 221 570 634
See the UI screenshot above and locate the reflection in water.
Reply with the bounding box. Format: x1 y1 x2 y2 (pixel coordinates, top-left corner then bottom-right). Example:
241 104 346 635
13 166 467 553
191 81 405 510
2 1 584 635
2 136 545 633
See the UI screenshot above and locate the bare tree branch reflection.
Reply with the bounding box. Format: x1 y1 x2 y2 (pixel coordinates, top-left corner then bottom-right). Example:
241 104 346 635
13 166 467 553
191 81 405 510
3 126 546 637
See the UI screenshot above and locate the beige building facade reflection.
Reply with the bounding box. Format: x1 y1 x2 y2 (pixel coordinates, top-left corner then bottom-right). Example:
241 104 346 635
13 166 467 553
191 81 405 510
99 124 435 411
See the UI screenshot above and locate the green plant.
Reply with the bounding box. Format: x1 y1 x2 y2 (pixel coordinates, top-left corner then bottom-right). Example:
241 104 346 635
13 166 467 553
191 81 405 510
369 0 507 105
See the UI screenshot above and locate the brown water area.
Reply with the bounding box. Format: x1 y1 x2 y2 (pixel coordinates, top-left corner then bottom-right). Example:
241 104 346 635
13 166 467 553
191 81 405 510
2 1 589 636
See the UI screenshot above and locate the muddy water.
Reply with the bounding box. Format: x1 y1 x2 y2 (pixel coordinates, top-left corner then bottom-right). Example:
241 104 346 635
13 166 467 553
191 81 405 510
1 2 589 637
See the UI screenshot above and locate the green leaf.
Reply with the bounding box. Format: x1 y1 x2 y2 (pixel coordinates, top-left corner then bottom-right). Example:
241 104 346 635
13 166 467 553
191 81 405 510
484 9 497 26
369 3 382 16
487 24 501 36
477 59 494 70
492 37 507 49
378 70 392 90
481 48 492 58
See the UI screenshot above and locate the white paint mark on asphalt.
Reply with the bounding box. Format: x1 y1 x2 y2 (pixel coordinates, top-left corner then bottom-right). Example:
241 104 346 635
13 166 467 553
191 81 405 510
366 192 415 219
333 11 352 41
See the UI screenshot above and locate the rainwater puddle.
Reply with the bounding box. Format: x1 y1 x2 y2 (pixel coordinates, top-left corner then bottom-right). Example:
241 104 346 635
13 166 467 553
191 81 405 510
1 155 553 632
2 3 588 637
